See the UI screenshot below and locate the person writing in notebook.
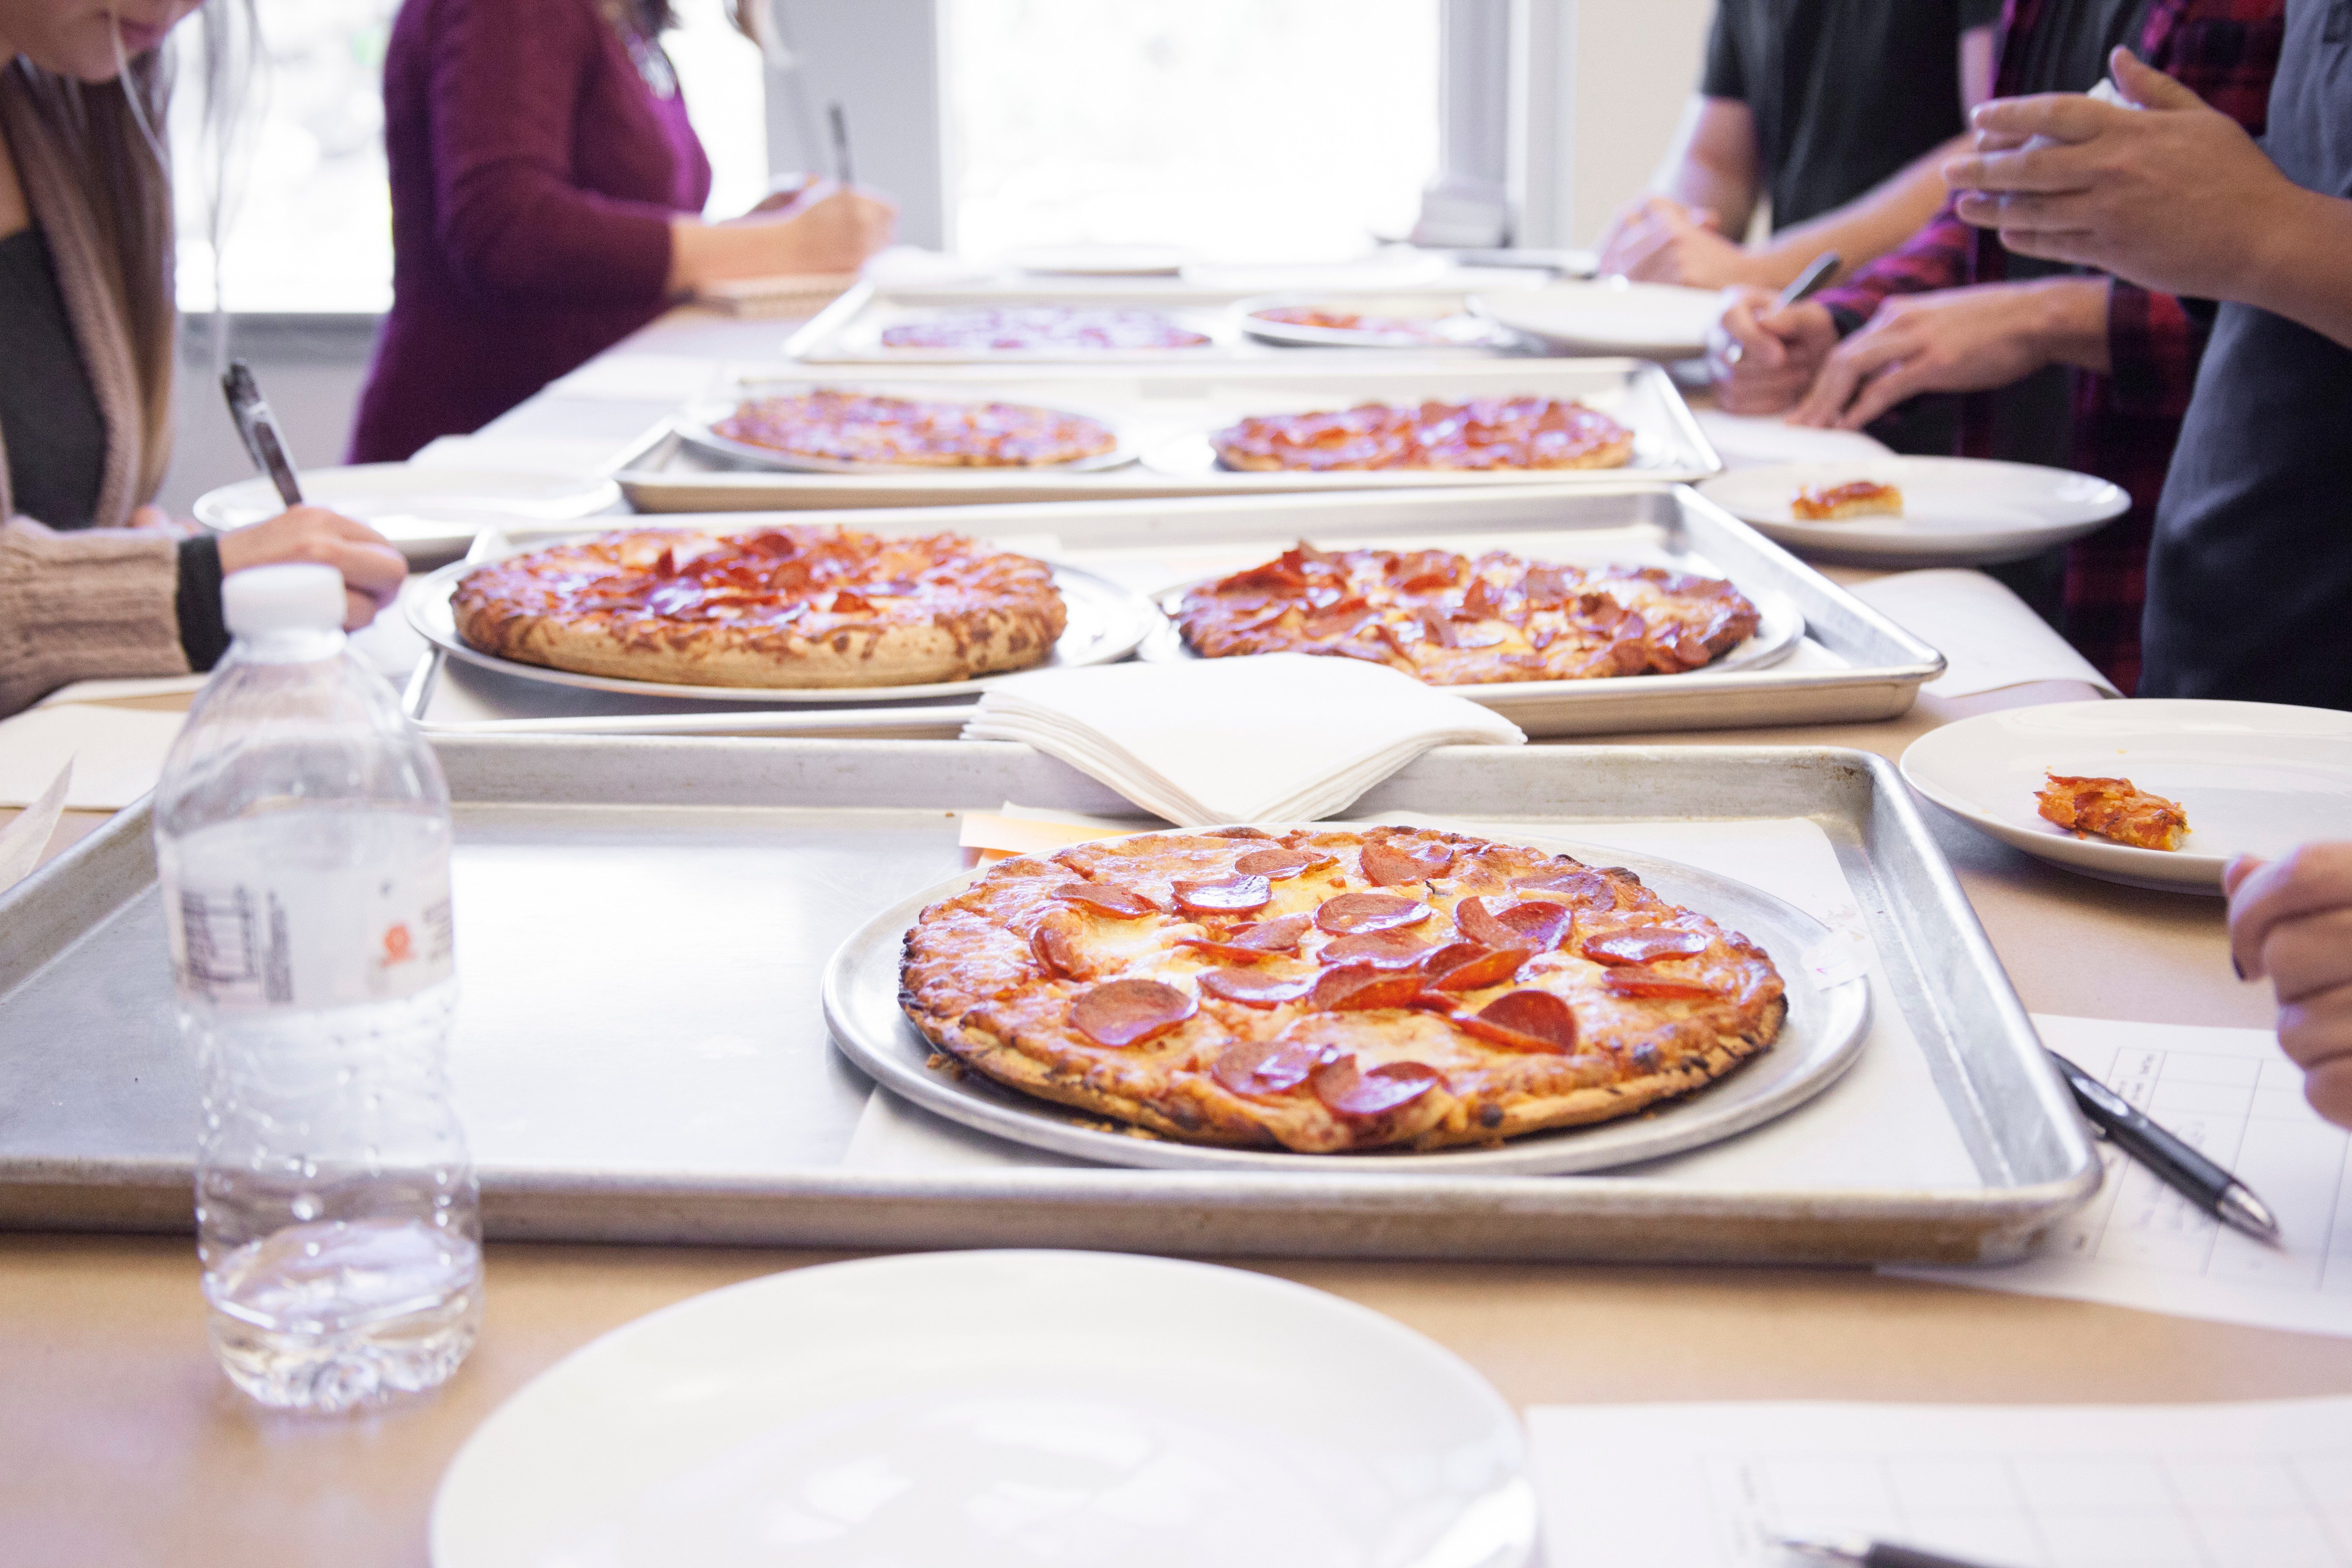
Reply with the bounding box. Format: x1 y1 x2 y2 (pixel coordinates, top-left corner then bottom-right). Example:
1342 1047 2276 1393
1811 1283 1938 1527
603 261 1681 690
1594 0 2000 291
0 0 403 718
2229 848 2352 1132
349 0 897 463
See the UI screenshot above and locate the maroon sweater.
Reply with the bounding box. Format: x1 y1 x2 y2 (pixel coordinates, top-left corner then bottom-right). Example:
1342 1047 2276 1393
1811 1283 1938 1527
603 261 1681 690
349 0 712 462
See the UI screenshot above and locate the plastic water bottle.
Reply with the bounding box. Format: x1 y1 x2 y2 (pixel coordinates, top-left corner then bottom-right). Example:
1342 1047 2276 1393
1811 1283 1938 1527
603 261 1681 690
154 562 481 1411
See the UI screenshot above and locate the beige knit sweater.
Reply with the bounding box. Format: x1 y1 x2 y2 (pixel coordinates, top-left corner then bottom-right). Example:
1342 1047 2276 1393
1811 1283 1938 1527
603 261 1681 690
0 69 185 718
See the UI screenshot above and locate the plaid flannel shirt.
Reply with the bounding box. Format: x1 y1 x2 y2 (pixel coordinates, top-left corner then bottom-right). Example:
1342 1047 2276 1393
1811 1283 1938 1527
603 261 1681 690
1811 0 2283 691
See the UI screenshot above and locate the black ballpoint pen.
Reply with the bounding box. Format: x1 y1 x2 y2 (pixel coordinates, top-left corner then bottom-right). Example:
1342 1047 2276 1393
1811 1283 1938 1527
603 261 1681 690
1783 1534 2020 1568
826 102 855 187
2047 1049 2282 1243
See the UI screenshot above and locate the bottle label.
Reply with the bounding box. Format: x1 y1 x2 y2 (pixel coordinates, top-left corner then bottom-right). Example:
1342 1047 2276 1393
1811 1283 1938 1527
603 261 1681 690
165 854 455 1011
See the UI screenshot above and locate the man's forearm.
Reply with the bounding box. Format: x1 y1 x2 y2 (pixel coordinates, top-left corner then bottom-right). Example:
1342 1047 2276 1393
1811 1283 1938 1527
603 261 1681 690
1754 134 1970 286
2241 186 2352 351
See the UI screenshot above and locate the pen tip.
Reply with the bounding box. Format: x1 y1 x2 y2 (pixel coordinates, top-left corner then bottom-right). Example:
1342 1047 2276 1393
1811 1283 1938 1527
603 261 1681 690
2219 1185 2283 1244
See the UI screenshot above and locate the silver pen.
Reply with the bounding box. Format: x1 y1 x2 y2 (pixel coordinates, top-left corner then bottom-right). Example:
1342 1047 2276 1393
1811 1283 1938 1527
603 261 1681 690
1723 250 1841 367
2048 1050 2282 1243
1782 1534 2021 1568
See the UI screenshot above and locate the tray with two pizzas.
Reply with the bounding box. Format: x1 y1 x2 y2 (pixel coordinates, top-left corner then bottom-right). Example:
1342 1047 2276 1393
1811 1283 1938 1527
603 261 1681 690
400 486 1942 739
0 733 2096 1264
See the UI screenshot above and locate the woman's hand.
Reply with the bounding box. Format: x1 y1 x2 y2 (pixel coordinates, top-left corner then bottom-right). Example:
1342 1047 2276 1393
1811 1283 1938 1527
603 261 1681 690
667 180 898 291
1706 289 1839 415
2226 844 2352 1131
1597 196 1764 289
216 507 407 632
1787 279 2112 429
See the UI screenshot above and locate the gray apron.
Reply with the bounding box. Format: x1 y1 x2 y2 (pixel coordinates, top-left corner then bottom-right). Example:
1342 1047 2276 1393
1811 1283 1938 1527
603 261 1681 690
2142 0 2352 705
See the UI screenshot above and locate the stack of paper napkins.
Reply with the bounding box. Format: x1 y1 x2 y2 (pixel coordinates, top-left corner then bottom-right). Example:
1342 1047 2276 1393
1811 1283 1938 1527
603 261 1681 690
962 653 1525 826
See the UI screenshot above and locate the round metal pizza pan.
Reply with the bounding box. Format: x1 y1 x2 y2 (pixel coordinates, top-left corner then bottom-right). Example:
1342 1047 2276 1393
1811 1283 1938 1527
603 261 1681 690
1135 575 1805 687
403 550 1158 704
822 827 1872 1176
673 399 1140 476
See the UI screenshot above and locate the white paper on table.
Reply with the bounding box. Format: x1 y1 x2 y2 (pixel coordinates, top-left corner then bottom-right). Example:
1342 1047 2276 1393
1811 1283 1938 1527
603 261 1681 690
1887 1014 2352 1339
841 814 1982 1191
0 705 182 808
0 758 72 894
1850 569 2119 699
409 433 647 477
1530 1394 2352 1567
1692 407 1895 470
34 674 206 706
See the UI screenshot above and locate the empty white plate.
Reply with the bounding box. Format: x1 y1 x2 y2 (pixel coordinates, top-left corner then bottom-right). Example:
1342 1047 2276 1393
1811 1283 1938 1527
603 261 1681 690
194 465 621 557
1698 457 2130 567
1901 700 2352 893
431 1251 1536 1568
1004 243 1190 277
1470 280 1722 360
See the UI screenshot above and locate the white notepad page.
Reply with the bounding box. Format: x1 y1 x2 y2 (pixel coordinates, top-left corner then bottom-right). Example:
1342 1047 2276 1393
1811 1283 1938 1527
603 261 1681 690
1531 1395 2352 1567
1890 1014 2352 1339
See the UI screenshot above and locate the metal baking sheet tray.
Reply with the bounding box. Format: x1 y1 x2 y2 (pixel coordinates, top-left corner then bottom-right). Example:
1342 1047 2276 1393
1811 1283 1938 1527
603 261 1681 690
0 738 2096 1264
612 359 1719 513
405 486 1943 740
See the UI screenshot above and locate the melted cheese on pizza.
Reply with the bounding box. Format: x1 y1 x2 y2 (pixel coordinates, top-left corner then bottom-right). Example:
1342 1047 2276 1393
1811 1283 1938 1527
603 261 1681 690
1210 397 1632 472
714 389 1117 467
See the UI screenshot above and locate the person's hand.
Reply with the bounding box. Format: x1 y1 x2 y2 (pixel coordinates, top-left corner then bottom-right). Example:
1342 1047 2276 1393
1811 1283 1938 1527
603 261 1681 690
1786 279 2108 429
126 503 198 538
215 506 406 632
1597 196 1762 289
1706 289 1839 415
1943 48 2302 299
2226 844 2352 1130
724 179 897 272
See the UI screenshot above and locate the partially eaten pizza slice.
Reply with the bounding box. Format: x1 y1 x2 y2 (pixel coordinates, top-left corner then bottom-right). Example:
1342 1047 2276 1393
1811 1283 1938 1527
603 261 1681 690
1791 480 1904 521
2036 773 2189 851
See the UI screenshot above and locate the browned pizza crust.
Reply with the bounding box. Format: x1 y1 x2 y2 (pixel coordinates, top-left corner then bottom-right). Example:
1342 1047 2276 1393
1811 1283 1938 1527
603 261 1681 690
452 525 1067 689
899 827 1785 1154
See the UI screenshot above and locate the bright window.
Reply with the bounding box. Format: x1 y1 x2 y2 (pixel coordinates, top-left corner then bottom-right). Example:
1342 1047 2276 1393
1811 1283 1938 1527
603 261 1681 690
942 0 1439 264
169 0 768 315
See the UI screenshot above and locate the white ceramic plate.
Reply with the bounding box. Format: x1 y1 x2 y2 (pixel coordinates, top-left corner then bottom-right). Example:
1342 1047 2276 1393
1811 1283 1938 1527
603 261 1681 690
194 465 621 550
1470 281 1722 361
430 1250 1537 1568
1901 700 2352 893
403 552 1155 704
824 827 1869 1174
674 401 1139 476
1003 242 1190 276
1697 457 2130 567
1140 577 1807 689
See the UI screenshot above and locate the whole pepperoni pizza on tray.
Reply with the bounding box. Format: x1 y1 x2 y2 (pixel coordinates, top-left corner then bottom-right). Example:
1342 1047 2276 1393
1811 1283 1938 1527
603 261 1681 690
1170 542 1767 686
686 388 1127 473
895 825 1791 1156
1210 396 1633 472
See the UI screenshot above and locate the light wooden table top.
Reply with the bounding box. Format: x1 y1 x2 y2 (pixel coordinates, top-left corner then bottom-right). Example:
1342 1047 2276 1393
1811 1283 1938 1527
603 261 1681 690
10 677 2335 1568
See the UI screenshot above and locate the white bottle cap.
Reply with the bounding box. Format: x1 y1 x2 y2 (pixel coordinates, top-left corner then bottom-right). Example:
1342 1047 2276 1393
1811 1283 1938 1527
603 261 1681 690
222 562 346 638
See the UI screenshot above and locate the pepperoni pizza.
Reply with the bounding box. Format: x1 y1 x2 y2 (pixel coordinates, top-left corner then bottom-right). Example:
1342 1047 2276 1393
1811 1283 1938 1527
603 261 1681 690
899 825 1785 1154
1175 542 1761 684
451 524 1067 689
1210 397 1633 471
713 389 1117 468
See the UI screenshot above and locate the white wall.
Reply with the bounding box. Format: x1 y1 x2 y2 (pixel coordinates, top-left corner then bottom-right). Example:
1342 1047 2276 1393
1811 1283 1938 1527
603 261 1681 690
157 322 376 517
1559 0 1712 246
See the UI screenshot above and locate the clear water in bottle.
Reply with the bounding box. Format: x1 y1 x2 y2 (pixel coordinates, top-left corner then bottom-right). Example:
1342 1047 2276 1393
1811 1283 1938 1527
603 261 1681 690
155 563 481 1412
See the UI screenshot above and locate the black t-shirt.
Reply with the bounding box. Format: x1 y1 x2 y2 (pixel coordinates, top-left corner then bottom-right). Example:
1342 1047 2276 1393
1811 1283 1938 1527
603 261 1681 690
2142 0 2352 707
1701 0 2004 230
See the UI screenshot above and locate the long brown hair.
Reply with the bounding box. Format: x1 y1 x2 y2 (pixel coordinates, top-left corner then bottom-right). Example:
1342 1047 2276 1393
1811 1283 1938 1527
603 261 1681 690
0 3 256 511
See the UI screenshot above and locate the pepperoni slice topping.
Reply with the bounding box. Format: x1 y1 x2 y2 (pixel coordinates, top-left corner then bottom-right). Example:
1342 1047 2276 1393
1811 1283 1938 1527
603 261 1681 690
1318 928 1434 970
1360 839 1455 886
1315 892 1431 935
1476 990 1579 1050
1173 938 1280 964
1211 1037 1328 1098
1030 923 1083 979
1455 895 1569 953
1453 895 1517 949
1070 980 1197 1047
1209 826 1274 840
1233 848 1318 879
1226 913 1313 952
1200 969 1315 1008
1602 967 1721 1000
1581 928 1711 966
1511 866 1616 908
1171 874 1273 915
1313 1055 1443 1117
1057 883 1159 919
1428 944 1532 991
1310 962 1426 1011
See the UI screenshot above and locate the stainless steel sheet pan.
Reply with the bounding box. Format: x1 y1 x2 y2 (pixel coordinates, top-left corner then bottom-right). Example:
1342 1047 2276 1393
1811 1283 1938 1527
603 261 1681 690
613 360 1719 513
0 738 2095 1264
